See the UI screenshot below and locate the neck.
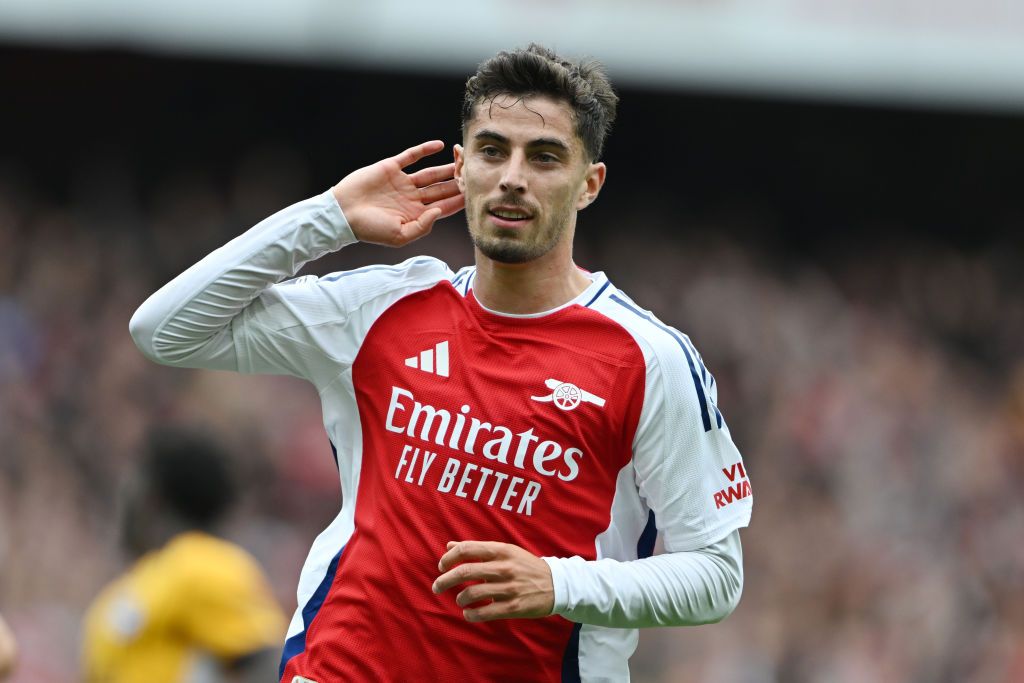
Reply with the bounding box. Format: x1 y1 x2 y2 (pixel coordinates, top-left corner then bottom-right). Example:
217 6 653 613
471 241 592 315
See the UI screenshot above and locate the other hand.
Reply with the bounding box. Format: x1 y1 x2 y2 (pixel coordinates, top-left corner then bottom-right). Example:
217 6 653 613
332 140 464 247
433 541 555 622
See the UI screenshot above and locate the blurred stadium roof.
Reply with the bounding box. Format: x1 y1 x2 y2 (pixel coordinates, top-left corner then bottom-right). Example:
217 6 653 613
2 0 1024 112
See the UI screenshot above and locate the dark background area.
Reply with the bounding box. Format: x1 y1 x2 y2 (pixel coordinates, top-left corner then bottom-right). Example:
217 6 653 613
4 44 1022 250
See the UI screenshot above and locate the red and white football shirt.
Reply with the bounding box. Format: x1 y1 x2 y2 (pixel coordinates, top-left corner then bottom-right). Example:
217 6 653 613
130 191 752 682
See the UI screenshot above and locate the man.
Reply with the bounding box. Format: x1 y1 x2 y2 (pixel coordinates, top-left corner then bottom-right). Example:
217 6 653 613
130 45 752 682
82 429 285 682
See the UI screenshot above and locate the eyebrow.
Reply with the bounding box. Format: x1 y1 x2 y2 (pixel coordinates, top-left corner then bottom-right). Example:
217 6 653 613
474 129 572 153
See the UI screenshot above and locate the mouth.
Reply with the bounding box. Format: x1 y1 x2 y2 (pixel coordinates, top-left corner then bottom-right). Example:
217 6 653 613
486 205 534 229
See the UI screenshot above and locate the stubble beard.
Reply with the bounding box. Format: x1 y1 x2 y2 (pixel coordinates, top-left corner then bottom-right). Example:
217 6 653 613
466 196 572 265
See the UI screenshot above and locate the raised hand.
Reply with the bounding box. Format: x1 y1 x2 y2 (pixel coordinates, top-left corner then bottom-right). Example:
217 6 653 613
331 140 464 247
432 541 555 622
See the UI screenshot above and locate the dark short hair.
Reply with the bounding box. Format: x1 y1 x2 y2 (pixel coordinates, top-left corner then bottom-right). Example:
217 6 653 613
461 44 619 161
142 428 237 527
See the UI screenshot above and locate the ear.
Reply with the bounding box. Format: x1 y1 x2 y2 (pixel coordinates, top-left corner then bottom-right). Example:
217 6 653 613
576 162 606 210
453 144 466 192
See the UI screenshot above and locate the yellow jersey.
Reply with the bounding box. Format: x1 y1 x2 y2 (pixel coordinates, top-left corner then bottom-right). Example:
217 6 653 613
82 531 285 683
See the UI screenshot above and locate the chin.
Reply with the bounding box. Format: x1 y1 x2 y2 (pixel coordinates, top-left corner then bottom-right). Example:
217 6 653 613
468 220 557 265
477 239 536 264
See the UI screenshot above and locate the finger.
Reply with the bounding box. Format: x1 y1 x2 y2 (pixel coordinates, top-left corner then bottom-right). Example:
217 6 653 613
456 582 514 608
429 193 466 220
418 179 461 204
399 207 442 242
392 140 445 169
409 162 456 188
464 600 519 623
438 541 502 573
433 561 506 594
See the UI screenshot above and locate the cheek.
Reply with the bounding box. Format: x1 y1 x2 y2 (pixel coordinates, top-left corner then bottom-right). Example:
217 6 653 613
549 185 578 214
461 166 488 199
462 183 485 222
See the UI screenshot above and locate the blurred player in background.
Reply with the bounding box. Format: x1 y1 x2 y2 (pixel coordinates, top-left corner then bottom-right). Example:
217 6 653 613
0 613 15 680
82 429 285 683
130 44 751 681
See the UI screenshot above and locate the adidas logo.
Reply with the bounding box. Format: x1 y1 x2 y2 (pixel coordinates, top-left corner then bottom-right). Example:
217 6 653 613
404 340 450 377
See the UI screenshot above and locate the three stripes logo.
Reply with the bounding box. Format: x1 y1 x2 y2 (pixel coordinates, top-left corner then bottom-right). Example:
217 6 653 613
404 340 450 378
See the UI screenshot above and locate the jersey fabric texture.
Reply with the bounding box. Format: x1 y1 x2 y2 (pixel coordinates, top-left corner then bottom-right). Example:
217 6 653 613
129 191 752 683
81 531 286 683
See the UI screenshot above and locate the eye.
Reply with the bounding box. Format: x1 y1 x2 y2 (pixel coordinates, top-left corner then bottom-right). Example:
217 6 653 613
535 153 559 163
481 146 502 158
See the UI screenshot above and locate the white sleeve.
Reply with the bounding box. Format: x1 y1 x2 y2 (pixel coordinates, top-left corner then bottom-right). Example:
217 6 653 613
129 189 451 391
543 529 743 627
543 328 752 627
631 331 752 552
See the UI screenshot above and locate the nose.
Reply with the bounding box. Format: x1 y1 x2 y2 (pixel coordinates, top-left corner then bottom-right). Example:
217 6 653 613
499 151 527 195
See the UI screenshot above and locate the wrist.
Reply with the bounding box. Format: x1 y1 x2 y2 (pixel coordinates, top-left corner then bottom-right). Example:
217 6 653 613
541 556 570 616
323 188 360 246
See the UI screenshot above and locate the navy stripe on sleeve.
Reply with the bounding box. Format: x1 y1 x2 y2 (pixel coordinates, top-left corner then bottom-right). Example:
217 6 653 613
609 294 713 432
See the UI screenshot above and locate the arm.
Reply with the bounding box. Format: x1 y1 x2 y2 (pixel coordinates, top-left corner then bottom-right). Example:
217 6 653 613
432 531 742 628
129 140 463 378
128 189 356 372
543 529 742 627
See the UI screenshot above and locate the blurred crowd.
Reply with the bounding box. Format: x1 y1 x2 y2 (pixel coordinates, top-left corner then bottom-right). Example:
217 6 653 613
0 148 1021 682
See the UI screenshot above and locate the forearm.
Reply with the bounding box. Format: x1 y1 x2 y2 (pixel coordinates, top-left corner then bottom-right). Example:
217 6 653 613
543 530 743 628
129 190 355 368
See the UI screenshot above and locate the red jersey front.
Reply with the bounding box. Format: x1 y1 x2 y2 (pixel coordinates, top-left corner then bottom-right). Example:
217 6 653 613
280 272 646 681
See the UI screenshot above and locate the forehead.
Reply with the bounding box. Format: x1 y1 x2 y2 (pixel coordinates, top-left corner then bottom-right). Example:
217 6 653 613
467 95 579 149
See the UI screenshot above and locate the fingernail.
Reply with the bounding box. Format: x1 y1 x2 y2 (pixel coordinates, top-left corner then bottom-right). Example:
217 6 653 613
464 610 477 622
432 582 440 594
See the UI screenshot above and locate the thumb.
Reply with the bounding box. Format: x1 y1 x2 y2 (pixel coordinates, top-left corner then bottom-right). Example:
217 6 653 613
402 207 443 241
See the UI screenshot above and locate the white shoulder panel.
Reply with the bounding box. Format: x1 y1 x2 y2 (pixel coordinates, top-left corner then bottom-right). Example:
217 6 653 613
588 289 752 553
234 256 452 390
